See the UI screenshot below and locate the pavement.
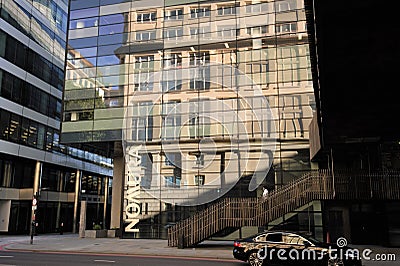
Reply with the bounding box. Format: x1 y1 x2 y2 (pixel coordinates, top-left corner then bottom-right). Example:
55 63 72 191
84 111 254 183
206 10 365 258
2 234 400 265
0 234 235 260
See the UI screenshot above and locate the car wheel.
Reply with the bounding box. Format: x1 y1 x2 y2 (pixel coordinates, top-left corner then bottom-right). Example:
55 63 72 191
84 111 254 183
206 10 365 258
248 251 264 266
327 258 344 266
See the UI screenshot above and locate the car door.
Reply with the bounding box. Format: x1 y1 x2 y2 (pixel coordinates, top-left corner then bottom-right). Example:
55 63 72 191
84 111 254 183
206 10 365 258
281 233 313 266
264 232 286 265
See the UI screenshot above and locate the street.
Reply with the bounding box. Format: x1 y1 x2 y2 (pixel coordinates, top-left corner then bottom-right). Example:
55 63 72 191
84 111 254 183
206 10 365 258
0 251 244 266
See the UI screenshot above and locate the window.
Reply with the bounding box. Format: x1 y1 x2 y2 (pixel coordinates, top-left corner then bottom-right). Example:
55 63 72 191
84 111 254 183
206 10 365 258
246 2 268 13
100 13 126 25
46 127 53 151
9 114 21 142
195 154 204 166
20 118 29 145
134 55 154 91
275 0 297 12
164 9 183 20
164 27 183 40
36 124 46 149
1 160 13 187
164 175 181 188
0 30 6 57
69 17 98 29
189 100 210 138
254 234 267 242
162 101 181 139
189 52 211 90
137 12 156 22
276 23 297 34
217 26 238 38
163 53 182 69
162 54 182 92
0 110 10 140
135 30 156 41
246 26 268 35
283 234 308 245
189 52 210 90
195 175 205 186
189 52 210 66
217 5 237 16
190 6 210 18
190 27 211 39
131 102 153 141
245 62 269 74
266 233 283 242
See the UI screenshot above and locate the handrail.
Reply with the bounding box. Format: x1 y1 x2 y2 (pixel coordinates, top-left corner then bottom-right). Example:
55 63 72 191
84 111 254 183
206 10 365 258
168 170 400 247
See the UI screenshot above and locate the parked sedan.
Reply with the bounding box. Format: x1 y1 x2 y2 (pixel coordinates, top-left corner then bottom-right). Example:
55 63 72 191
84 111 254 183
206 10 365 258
233 231 362 266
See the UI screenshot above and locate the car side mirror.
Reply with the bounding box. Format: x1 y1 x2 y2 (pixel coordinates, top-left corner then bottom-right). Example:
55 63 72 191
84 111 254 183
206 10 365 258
304 241 311 248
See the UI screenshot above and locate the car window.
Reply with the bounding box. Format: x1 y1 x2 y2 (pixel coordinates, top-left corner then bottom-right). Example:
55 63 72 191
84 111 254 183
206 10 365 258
283 234 302 245
254 234 267 242
265 233 283 243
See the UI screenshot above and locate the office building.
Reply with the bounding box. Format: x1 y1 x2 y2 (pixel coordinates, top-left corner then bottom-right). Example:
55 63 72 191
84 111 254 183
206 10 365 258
63 0 317 239
0 0 112 234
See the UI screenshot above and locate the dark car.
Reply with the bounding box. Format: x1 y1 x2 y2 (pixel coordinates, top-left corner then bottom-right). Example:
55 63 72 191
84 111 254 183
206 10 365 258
233 231 362 266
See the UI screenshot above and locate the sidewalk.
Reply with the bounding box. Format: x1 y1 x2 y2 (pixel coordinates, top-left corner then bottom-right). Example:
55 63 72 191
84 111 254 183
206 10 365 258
0 234 235 260
2 234 400 264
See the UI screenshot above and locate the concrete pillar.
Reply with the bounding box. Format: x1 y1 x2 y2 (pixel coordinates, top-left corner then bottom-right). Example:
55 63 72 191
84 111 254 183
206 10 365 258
110 141 124 229
103 177 109 229
73 170 81 234
79 200 86 238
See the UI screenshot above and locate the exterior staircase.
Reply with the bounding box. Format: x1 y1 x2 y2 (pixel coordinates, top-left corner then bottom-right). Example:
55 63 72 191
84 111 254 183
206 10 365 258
168 170 400 247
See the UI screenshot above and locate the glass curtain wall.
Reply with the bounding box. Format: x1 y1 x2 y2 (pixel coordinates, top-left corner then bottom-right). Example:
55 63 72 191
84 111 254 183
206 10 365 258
65 0 315 238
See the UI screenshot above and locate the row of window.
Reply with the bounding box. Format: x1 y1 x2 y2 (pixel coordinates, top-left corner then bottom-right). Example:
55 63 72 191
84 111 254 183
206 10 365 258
81 173 106 195
0 2 67 59
69 18 300 41
70 0 299 24
66 44 308 72
68 26 301 60
31 0 68 33
41 163 76 192
0 108 59 150
0 108 112 168
0 156 34 189
0 30 65 91
0 69 62 121
0 153 107 193
164 175 205 187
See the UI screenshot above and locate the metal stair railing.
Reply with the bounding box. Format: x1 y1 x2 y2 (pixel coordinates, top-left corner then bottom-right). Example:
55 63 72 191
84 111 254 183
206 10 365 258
168 170 400 248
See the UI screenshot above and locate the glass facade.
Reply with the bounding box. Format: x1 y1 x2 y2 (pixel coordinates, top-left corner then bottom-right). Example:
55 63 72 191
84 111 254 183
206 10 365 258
0 0 112 234
64 0 315 238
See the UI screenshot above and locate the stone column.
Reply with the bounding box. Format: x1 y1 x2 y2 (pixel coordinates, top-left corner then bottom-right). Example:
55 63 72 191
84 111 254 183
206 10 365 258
33 161 41 195
79 200 86 238
110 141 124 230
73 170 81 234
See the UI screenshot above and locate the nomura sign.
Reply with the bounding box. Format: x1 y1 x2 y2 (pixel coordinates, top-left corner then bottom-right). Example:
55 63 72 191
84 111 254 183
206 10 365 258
124 145 142 232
